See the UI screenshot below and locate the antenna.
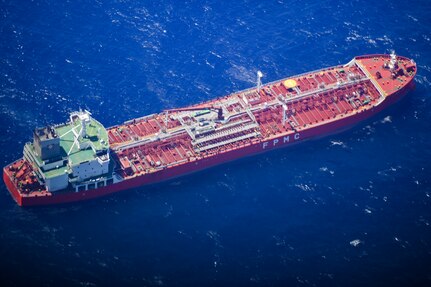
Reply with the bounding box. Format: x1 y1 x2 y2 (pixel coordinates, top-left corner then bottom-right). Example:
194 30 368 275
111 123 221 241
257 71 263 92
81 119 87 138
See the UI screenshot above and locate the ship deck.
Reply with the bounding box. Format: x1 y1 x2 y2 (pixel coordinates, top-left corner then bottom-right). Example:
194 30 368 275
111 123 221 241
106 56 388 179
4 54 417 200
356 55 416 95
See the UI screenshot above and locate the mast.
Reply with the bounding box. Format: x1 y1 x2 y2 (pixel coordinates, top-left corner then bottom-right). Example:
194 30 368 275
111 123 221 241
257 71 263 92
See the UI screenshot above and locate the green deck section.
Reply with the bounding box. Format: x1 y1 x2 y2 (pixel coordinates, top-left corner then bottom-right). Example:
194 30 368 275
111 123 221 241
69 148 95 165
25 114 110 179
54 118 109 166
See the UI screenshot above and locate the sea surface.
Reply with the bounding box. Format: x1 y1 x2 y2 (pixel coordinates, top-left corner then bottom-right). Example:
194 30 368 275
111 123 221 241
1 0 431 286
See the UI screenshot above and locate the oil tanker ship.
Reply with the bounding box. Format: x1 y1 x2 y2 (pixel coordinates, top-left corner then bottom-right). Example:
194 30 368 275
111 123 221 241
3 53 417 206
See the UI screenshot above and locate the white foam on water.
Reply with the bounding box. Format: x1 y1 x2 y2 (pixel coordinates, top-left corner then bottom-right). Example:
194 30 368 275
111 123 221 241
381 116 392 124
295 183 314 192
350 239 363 247
330 140 343 146
319 166 335 175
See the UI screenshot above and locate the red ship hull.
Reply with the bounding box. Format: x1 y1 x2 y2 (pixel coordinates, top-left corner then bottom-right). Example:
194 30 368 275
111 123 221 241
3 55 416 206
3 79 414 206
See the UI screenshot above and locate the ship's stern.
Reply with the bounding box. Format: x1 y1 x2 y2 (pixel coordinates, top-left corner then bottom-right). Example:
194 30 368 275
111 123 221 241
3 163 24 206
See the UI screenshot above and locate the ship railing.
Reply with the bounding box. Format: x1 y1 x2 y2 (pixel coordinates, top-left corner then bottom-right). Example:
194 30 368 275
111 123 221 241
235 63 350 97
165 158 189 168
143 158 191 173
122 113 157 126
221 97 242 107
276 76 370 105
195 131 260 153
113 138 152 151
114 108 256 151
113 126 188 152
212 117 253 133
193 122 259 145
111 73 370 153
237 75 369 116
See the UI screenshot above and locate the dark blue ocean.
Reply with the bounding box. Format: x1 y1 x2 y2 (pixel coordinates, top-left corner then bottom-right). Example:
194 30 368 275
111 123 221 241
1 0 431 286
